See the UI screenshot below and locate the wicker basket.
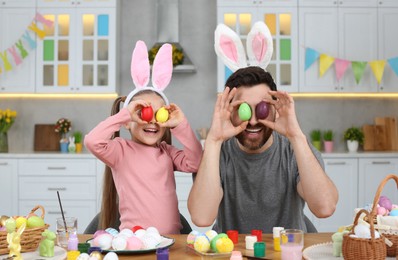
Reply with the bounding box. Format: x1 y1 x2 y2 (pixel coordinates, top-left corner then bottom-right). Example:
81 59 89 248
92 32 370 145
342 209 386 260
0 205 49 255
368 174 398 257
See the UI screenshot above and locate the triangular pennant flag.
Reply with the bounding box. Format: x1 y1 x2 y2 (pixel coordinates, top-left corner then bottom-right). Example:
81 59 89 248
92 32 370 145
305 48 319 70
387 57 398 77
352 61 367 84
334 58 350 82
369 60 386 85
319 54 335 77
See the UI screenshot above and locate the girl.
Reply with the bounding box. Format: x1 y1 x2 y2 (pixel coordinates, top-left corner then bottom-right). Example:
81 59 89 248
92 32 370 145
85 41 202 234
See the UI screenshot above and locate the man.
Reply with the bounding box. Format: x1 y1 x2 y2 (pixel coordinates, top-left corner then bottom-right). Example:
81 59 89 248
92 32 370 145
188 66 338 233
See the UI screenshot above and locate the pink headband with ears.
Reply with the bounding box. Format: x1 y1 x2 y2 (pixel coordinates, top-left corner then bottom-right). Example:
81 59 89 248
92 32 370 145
214 21 273 72
123 40 173 108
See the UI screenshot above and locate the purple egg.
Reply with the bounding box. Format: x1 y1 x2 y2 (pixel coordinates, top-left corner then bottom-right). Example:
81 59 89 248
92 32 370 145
379 195 392 211
255 101 269 119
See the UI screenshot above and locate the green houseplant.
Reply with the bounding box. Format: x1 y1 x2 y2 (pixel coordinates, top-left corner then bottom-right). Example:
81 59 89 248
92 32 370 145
323 130 334 153
343 127 364 152
310 129 322 151
73 131 83 153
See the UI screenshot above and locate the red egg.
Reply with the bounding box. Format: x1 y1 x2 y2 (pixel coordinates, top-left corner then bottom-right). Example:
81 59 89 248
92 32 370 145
255 101 269 119
141 106 153 122
131 225 144 233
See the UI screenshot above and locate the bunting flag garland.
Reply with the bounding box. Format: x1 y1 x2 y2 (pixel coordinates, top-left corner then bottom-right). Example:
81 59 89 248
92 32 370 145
305 47 398 85
334 58 351 82
369 60 386 85
0 13 53 77
305 48 320 70
319 54 334 77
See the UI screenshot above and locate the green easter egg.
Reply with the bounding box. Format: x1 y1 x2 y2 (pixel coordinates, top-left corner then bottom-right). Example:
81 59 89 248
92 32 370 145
238 103 252 121
210 233 228 252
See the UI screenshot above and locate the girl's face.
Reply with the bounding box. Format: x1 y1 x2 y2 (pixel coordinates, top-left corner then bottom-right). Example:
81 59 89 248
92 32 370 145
127 92 167 147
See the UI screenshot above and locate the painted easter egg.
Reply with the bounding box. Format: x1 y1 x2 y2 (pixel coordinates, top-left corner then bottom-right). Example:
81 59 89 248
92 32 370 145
156 107 169 123
141 106 154 122
215 237 234 253
255 101 269 119
238 103 251 121
210 233 228 252
194 235 210 253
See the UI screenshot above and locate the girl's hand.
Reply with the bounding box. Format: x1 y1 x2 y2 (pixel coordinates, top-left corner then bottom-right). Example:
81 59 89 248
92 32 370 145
207 87 248 143
158 103 185 128
259 90 303 140
126 100 150 124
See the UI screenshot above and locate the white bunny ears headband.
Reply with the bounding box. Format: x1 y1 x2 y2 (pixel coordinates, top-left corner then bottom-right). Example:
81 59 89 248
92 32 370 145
123 41 173 108
214 21 273 72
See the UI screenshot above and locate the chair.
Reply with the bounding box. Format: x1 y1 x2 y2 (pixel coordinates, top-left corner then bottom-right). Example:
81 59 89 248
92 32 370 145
84 212 192 234
304 215 318 233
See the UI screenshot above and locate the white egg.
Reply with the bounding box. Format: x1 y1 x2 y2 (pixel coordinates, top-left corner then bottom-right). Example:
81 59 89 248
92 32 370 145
103 252 119 260
135 229 147 238
146 226 159 235
141 234 160 249
119 228 134 237
354 224 371 238
96 233 113 250
112 236 127 250
76 253 90 260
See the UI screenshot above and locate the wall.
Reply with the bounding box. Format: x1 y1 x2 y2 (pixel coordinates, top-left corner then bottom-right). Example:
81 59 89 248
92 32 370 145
2 0 398 153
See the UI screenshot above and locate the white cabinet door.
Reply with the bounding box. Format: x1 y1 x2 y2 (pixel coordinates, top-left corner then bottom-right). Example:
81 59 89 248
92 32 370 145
338 7 377 92
2 0 36 7
0 7 36 93
358 158 398 207
0 159 18 216
298 0 377 7
299 7 339 92
311 158 358 232
378 8 398 93
378 0 398 7
37 0 116 8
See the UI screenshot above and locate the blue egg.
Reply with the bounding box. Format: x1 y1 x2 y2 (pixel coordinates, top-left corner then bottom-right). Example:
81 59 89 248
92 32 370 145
389 209 398 216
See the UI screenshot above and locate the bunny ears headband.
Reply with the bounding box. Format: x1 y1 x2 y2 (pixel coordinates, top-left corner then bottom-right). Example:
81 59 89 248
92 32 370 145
123 41 173 108
214 21 273 72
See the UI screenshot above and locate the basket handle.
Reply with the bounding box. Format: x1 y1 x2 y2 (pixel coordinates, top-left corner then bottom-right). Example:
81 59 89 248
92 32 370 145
352 209 378 240
28 205 46 219
370 174 398 216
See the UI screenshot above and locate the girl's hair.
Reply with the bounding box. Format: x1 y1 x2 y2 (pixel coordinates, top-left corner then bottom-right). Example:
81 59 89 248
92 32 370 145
99 94 171 229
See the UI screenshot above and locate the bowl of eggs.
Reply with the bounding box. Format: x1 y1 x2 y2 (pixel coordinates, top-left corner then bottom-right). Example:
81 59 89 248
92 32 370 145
87 226 174 255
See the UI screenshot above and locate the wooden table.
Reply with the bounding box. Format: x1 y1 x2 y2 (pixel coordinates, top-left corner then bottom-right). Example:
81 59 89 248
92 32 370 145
78 232 333 259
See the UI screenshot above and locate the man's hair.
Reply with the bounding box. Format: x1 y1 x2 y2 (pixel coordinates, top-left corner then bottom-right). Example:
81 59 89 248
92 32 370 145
225 66 277 91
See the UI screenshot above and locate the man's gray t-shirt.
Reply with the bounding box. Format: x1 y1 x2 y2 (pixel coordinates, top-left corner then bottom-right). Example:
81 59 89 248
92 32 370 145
213 131 324 233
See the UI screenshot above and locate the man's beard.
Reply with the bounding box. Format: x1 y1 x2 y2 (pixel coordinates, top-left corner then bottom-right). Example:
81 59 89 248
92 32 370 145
236 124 273 151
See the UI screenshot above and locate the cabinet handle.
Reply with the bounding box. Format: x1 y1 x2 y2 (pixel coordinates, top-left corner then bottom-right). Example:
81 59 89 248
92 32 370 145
47 167 67 170
47 187 67 191
0 162 8 166
48 211 66 215
327 162 347 165
379 1 383 4
334 1 337 4
372 161 391 165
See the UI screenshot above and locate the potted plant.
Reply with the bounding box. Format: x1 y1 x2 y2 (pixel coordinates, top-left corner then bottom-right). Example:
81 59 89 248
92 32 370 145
323 130 334 153
73 131 83 153
310 129 322 151
54 118 72 153
343 127 364 153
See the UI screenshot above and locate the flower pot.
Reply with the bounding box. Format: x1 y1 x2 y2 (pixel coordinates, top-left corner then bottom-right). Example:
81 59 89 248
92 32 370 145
60 142 69 153
347 140 359 153
75 143 83 153
312 141 322 151
323 141 334 153
0 132 8 153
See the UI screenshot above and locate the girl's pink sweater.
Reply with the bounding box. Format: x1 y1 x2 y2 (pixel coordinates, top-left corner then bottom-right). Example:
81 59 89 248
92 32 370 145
85 108 202 234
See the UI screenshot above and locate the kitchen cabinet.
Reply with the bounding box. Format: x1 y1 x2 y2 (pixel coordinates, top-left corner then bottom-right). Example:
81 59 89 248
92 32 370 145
0 5 36 93
378 0 398 7
358 158 398 207
17 157 98 233
36 0 116 8
0 0 36 7
216 0 298 93
377 7 398 92
36 3 117 93
299 6 377 92
307 158 358 232
0 159 18 216
298 0 378 7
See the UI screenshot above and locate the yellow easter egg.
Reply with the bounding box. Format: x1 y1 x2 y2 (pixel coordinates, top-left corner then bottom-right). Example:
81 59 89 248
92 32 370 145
15 216 27 229
215 237 234 253
194 235 210 253
156 107 169 123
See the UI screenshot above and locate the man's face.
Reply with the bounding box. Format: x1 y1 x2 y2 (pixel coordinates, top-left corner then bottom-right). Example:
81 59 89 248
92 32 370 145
231 84 276 152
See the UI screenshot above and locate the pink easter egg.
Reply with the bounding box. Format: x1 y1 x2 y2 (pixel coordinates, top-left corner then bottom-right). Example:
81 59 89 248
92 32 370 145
93 230 107 238
126 236 143 250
